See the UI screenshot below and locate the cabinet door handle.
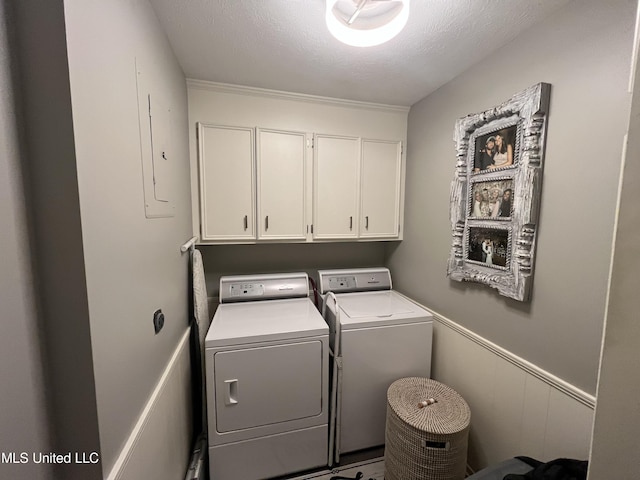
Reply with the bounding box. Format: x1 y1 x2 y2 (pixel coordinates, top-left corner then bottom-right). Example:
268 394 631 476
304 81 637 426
265 215 269 231
366 216 369 229
243 215 248 230
349 216 353 230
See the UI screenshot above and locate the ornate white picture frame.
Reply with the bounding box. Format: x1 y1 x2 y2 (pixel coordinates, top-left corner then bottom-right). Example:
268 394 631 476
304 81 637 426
447 83 551 301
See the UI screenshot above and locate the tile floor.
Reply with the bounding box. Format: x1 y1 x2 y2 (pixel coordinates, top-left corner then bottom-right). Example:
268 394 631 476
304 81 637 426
287 458 385 480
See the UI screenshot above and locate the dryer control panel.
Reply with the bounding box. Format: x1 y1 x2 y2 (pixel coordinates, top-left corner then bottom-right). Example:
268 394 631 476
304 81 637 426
220 273 309 303
230 283 265 298
318 268 392 294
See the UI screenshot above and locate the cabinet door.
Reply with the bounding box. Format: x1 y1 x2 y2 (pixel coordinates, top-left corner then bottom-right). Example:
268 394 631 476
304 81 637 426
257 129 308 240
313 134 360 239
198 124 255 241
360 139 402 238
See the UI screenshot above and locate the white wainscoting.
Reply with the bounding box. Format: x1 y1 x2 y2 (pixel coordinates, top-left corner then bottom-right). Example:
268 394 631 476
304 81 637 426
429 312 595 473
106 329 193 480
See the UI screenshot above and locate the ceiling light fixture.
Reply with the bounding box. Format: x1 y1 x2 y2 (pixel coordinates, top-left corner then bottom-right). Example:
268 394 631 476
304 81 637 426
325 0 410 48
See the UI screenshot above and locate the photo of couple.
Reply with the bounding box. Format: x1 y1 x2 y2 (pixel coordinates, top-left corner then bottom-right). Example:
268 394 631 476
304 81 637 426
467 227 509 268
470 179 513 219
473 125 517 173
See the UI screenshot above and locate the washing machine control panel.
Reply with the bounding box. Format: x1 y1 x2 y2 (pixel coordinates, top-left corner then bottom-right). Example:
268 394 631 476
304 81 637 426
328 276 357 290
318 268 392 294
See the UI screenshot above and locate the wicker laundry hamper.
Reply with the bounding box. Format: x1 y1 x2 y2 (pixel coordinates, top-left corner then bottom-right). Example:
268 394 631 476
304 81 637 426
385 377 471 480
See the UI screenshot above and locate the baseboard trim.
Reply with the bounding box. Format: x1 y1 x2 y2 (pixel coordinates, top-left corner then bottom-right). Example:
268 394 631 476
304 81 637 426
430 310 596 409
105 329 191 480
466 463 476 476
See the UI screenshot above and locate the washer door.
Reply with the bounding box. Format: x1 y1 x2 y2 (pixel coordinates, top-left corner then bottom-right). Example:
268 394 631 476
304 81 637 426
214 340 324 433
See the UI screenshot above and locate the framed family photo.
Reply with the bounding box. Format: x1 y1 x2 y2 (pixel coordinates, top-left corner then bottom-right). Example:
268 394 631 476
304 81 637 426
473 125 519 173
467 226 511 268
447 83 551 302
469 178 514 219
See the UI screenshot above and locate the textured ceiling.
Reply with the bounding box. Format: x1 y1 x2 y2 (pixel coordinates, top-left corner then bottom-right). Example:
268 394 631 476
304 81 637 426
148 0 571 106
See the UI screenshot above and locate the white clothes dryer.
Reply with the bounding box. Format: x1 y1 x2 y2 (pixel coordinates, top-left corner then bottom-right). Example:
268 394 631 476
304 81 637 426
318 268 433 462
205 273 329 480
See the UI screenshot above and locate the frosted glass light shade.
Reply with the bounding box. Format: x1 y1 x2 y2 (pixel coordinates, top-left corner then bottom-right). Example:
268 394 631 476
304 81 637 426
326 0 410 47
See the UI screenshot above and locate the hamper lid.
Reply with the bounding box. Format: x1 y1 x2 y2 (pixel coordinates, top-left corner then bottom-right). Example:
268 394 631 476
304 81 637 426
387 377 471 435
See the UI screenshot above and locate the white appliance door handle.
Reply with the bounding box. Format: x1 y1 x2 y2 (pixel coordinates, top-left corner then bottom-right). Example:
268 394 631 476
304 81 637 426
224 379 238 405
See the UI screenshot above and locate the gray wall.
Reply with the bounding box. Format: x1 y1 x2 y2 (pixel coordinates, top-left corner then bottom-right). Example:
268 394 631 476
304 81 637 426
386 0 635 394
63 0 193 474
11 0 102 478
201 242 388 299
0 1 53 478
589 20 640 477
10 0 193 477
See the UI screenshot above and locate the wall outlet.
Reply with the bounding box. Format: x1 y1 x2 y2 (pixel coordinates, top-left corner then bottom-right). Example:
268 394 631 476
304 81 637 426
153 309 165 334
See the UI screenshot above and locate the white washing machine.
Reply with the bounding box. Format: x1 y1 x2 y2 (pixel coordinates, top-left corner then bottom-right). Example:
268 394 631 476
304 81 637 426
318 267 433 462
205 273 329 480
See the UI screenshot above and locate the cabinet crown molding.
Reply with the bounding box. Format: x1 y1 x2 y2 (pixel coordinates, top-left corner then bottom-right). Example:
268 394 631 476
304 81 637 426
186 79 411 114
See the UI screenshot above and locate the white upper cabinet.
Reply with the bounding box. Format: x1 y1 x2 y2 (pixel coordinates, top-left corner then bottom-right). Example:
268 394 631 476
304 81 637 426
359 139 403 239
198 123 256 241
256 129 308 240
313 134 361 240
189 82 409 245
196 127 403 243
